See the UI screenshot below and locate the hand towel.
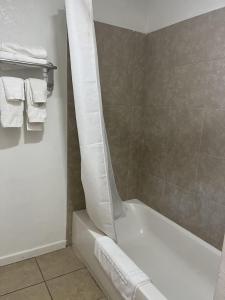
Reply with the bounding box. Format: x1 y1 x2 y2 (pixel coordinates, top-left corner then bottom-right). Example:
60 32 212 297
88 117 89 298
0 51 47 65
0 78 24 127
28 78 47 103
95 236 151 300
0 42 47 59
214 236 225 300
2 77 25 102
25 79 47 123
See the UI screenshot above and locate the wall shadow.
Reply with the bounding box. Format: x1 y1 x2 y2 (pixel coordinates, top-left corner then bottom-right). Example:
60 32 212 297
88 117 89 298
0 127 21 149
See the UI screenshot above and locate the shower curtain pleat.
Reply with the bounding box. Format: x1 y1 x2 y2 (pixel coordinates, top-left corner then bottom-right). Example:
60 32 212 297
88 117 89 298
65 0 123 240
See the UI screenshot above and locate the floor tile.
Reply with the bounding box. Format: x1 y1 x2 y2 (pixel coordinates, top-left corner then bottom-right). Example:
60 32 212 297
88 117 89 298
0 259 43 296
46 269 104 300
36 247 84 280
0 283 51 300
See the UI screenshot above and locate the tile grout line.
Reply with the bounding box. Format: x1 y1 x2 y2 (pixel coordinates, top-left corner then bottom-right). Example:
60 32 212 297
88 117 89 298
44 282 54 300
44 266 86 283
34 257 53 300
0 282 44 298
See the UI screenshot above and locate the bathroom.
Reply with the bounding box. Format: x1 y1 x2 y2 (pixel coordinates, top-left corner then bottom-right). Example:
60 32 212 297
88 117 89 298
0 0 225 299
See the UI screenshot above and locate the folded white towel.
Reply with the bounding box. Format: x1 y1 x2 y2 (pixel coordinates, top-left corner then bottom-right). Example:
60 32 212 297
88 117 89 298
25 79 47 123
28 78 47 103
0 42 47 59
95 236 151 300
2 77 25 102
0 79 24 127
0 51 47 65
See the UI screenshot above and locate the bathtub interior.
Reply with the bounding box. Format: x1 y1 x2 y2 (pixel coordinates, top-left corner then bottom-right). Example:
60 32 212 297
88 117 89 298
73 200 221 300
116 200 221 300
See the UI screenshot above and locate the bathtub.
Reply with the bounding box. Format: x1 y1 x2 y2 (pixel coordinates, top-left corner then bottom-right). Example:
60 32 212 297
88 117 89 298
72 199 221 300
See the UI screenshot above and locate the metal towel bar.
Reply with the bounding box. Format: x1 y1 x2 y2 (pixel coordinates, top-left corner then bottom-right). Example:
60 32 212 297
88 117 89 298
0 58 57 93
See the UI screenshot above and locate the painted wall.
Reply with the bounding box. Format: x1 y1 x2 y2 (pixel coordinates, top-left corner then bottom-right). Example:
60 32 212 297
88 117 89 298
146 0 225 32
0 0 67 265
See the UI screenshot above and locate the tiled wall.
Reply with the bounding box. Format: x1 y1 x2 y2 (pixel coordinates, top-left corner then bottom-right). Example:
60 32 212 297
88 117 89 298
67 22 145 237
68 9 225 250
95 22 145 200
141 7 225 249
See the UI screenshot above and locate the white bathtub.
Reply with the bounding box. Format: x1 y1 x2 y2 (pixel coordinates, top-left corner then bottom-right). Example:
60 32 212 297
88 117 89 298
72 199 221 300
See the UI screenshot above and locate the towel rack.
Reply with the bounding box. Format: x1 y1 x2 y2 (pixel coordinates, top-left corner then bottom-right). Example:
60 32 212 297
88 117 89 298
0 59 57 93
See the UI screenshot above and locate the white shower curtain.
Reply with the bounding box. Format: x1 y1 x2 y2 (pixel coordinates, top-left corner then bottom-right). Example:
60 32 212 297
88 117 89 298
66 0 123 240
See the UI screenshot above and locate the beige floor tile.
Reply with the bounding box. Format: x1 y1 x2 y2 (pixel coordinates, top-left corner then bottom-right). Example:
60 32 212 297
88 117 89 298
36 247 84 280
0 283 51 300
0 259 43 296
46 269 104 300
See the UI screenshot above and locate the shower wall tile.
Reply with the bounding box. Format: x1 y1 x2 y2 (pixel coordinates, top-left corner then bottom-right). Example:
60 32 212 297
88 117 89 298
145 68 173 107
165 149 199 193
127 106 144 199
129 33 146 105
103 104 131 199
140 173 164 210
200 109 225 158
161 183 199 233
148 7 225 69
198 154 225 207
172 59 225 109
96 23 145 201
68 9 225 250
195 193 225 249
142 136 167 180
142 7 225 249
166 107 204 153
98 23 138 107
68 21 145 237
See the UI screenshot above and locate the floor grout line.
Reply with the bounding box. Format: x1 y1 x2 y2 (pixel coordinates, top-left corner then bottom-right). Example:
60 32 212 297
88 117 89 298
45 266 86 283
0 282 44 298
34 257 53 300
44 282 54 300
0 249 99 299
34 257 45 281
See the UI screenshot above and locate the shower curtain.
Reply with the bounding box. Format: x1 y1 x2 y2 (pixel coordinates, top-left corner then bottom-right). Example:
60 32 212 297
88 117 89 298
66 0 123 240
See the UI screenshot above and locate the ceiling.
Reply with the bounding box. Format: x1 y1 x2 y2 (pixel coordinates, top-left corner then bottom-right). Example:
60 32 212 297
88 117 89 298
93 0 225 33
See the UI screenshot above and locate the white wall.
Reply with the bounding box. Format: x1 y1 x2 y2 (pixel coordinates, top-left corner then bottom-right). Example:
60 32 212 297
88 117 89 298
0 0 67 265
93 0 149 33
145 0 225 32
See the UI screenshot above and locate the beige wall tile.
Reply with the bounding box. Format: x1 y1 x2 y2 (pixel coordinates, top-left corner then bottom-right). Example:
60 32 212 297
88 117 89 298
201 109 225 158
142 7 225 249
195 193 225 249
68 10 225 250
198 154 225 207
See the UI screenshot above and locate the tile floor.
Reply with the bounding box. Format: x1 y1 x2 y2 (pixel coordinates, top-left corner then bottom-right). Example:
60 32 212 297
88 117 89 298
0 247 106 300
